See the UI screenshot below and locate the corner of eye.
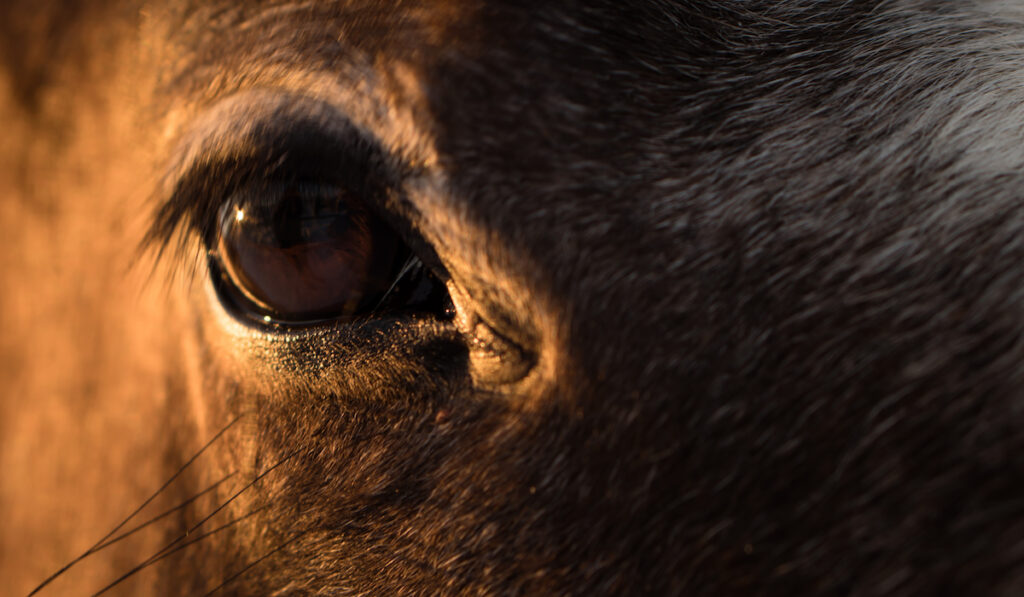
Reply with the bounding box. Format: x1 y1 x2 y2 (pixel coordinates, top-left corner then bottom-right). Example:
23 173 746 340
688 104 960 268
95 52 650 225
446 281 538 388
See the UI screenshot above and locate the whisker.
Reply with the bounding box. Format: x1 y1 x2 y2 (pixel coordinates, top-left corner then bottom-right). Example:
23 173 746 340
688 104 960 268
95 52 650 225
86 451 296 597
149 451 296 561
27 413 247 597
199 530 308 597
89 504 274 597
90 471 238 553
92 413 247 549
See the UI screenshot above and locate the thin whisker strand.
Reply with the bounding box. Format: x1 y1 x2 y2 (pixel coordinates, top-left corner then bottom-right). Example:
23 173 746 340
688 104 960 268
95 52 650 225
89 504 274 597
92 413 247 549
199 530 308 597
91 471 238 553
85 451 296 596
26 413 247 597
148 451 296 560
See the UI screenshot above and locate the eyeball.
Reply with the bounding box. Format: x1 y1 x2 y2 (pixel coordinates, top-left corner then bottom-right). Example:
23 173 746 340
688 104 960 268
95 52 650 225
213 181 420 323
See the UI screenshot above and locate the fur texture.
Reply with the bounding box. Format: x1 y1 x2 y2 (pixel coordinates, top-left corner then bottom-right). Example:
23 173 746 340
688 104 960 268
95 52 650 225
3 1 1024 595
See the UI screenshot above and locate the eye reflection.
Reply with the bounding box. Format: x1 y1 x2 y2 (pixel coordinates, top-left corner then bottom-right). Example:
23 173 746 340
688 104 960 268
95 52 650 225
214 182 402 322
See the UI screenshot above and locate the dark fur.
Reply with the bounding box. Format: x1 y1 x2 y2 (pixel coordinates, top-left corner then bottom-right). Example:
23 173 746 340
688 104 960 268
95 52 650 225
4 0 1024 595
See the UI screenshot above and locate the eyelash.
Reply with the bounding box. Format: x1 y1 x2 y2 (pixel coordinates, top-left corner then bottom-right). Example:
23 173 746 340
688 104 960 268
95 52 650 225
143 116 390 272
142 122 452 326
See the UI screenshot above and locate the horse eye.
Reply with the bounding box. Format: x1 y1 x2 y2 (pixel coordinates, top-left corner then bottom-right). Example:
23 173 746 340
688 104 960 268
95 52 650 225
213 182 444 323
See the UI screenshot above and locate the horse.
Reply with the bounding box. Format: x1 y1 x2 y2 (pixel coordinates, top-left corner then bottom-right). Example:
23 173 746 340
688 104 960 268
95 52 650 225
3 1 1024 594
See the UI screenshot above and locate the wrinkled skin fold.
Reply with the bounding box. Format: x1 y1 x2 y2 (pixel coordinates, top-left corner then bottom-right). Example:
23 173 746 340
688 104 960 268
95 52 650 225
3 1 1024 595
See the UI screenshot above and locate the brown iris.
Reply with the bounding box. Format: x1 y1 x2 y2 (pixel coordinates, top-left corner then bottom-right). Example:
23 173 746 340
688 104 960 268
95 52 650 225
214 182 401 322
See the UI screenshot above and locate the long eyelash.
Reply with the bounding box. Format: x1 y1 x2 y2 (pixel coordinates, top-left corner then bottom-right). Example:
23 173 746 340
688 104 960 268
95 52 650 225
137 211 206 292
138 158 263 290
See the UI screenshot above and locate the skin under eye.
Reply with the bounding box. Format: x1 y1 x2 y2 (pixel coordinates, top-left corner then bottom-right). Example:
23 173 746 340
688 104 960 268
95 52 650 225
213 181 439 323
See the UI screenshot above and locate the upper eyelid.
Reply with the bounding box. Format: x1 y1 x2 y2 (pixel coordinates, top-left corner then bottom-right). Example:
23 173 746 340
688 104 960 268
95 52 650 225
144 90 407 260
